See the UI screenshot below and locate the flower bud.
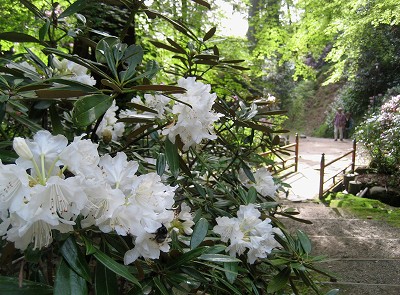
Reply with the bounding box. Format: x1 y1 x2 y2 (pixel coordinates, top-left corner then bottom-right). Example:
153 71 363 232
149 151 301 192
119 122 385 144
13 137 33 160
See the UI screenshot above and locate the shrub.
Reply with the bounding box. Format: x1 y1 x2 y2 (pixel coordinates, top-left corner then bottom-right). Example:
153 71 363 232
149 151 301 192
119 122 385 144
356 95 400 174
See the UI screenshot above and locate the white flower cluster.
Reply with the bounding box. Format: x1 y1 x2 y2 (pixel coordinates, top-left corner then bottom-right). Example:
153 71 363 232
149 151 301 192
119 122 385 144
96 100 125 142
213 204 280 264
53 57 96 86
0 131 194 264
240 167 279 197
123 77 223 151
162 77 223 151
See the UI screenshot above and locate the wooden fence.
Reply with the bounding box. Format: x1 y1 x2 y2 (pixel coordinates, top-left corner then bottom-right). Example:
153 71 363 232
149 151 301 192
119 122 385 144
318 140 357 199
260 133 299 177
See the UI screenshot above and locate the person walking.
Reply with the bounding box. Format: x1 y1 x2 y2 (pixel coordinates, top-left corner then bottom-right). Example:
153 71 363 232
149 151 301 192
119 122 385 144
333 107 347 141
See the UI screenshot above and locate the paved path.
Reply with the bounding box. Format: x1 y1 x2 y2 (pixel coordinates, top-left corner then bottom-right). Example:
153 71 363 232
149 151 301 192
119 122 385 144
277 136 400 294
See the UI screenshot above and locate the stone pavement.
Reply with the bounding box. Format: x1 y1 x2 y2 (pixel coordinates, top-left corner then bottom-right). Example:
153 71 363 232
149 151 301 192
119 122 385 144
276 136 400 294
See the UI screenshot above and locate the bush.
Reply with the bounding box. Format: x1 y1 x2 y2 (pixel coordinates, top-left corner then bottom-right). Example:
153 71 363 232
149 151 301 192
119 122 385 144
356 95 400 174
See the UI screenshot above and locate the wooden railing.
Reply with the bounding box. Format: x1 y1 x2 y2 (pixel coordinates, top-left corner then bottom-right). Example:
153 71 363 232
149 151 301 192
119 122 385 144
319 140 356 199
260 133 299 177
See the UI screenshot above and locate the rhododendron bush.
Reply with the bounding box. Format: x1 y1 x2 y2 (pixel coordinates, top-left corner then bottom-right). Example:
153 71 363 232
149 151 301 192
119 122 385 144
0 1 334 294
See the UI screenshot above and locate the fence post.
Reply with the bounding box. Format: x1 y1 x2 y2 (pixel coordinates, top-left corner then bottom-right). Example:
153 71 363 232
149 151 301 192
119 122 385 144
351 139 356 172
295 133 299 172
319 153 325 199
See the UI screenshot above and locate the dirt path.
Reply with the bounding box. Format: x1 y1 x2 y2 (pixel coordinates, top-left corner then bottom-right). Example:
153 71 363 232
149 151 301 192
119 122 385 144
278 136 400 294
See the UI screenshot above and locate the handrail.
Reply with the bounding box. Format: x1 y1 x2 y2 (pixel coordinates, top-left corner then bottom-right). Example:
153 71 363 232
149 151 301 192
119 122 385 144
260 133 299 176
319 140 357 199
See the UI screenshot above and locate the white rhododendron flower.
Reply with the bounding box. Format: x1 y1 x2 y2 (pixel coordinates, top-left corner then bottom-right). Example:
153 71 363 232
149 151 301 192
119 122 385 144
213 204 279 264
240 167 279 197
0 130 178 257
96 100 125 141
171 202 195 235
53 57 96 86
162 77 223 151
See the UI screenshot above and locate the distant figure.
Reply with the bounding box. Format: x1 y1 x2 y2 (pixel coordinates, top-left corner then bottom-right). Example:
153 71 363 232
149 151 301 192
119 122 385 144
333 107 346 141
344 112 354 139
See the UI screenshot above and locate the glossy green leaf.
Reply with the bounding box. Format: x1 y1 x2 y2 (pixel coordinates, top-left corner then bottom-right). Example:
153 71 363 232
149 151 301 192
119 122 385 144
130 84 186 93
20 0 45 19
0 32 41 44
9 113 42 133
0 276 52 295
198 254 241 263
180 267 208 283
190 218 209 249
82 235 98 255
203 27 216 41
58 0 87 19
60 236 91 282
35 89 87 99
224 262 238 284
297 230 312 254
167 247 208 269
153 277 169 295
54 258 88 295
120 44 143 82
167 38 187 54
156 153 166 176
165 137 180 178
241 162 256 183
95 37 120 64
247 187 257 204
38 20 50 42
93 250 140 286
72 94 113 127
95 260 118 295
267 267 291 293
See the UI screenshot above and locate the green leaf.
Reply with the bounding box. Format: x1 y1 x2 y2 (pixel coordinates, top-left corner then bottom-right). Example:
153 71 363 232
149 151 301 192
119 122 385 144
203 27 216 41
54 258 88 295
20 0 45 19
120 44 143 82
325 289 340 295
0 32 42 44
224 262 238 284
153 277 169 295
165 137 180 178
198 254 241 263
190 218 209 249
60 236 92 282
8 113 42 133
297 230 312 254
180 267 208 283
241 162 256 183
267 267 291 293
93 250 140 286
95 260 118 295
192 0 211 9
167 38 187 54
38 20 50 42
247 187 257 204
102 42 119 80
130 84 186 93
35 89 87 99
72 94 113 127
167 247 208 269
95 37 120 64
156 153 166 176
58 0 87 19
0 276 52 295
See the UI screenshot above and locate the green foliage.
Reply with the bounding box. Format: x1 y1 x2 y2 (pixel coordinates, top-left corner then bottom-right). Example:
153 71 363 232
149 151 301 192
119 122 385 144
325 192 400 228
355 94 400 174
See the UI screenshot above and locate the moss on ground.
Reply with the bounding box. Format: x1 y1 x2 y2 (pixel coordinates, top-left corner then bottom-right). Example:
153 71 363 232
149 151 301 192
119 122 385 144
324 192 400 228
